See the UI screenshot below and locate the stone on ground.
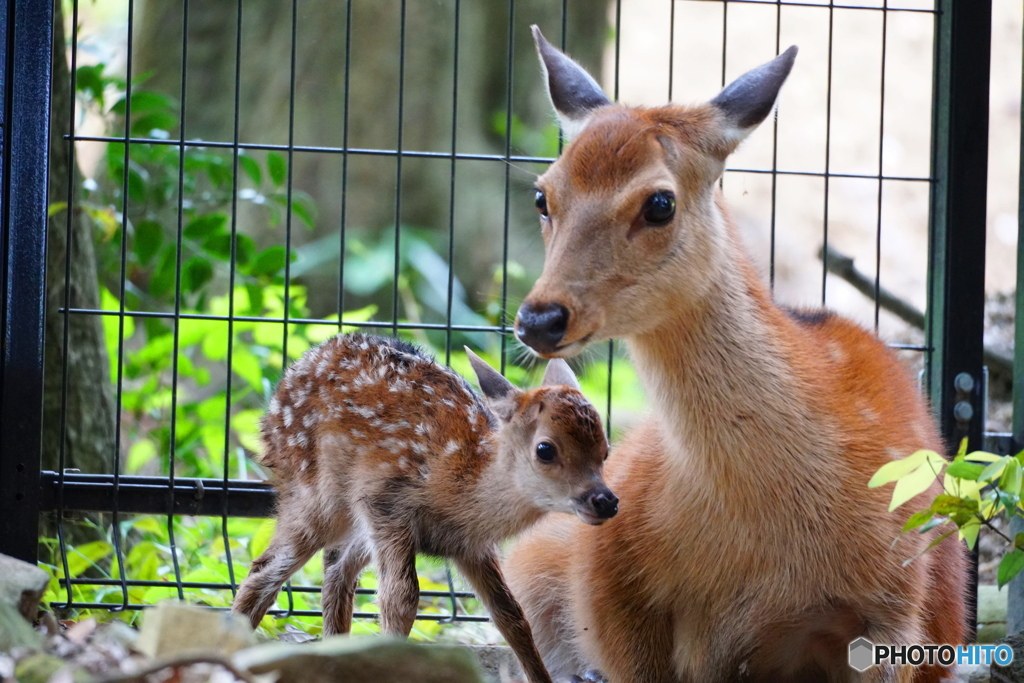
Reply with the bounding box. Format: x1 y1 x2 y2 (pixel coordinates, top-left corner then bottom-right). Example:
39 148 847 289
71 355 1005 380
0 553 50 621
233 636 485 683
135 601 255 659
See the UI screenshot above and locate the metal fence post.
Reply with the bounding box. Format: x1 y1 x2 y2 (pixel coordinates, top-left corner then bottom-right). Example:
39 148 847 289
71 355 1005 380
1006 15 1024 638
0 0 53 563
926 0 991 639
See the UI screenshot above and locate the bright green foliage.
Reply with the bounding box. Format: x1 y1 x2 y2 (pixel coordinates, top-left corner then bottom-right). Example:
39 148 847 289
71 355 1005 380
870 440 1024 588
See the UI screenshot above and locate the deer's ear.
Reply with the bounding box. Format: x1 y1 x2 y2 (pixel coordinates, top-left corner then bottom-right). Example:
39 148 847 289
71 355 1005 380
532 25 611 141
541 358 581 392
465 347 521 421
710 45 798 154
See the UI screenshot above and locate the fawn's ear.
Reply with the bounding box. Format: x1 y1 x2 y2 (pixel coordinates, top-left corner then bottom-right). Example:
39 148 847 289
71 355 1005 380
532 25 611 141
710 45 798 155
465 347 521 421
541 358 581 392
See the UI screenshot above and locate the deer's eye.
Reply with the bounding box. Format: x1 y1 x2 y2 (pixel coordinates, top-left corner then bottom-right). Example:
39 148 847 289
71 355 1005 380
535 441 557 463
643 191 676 225
535 190 549 218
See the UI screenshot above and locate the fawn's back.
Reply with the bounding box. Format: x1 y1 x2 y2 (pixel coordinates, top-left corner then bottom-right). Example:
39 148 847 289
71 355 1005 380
260 334 490 521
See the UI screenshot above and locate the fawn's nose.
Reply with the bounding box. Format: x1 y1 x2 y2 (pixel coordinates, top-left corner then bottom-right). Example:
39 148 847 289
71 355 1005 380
589 488 619 520
516 301 569 354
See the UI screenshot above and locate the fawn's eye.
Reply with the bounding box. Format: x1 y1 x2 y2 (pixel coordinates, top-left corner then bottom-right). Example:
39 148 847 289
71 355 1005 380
535 190 549 218
535 441 557 463
643 190 676 225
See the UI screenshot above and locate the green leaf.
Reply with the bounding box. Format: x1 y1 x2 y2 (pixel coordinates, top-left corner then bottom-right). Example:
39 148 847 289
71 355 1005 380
48 201 68 218
868 450 930 488
233 352 264 391
291 192 317 229
998 549 1024 589
980 457 1011 483
945 460 985 481
889 461 940 512
133 220 164 265
184 213 228 240
201 233 234 261
920 516 949 534
966 451 1004 463
250 246 288 277
931 494 977 517
267 152 287 186
125 91 174 115
238 154 262 186
150 248 177 299
67 540 113 578
902 509 934 534
126 165 148 202
1002 461 1024 497
183 257 214 293
76 63 108 107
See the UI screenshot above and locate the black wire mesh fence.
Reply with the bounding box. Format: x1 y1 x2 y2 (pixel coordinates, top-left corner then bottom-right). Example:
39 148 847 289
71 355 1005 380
0 0 994 640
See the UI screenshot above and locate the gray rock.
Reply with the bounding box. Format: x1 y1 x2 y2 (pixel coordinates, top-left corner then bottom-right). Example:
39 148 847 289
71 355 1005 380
991 632 1024 682
233 636 485 683
469 645 522 682
0 553 50 621
0 601 44 653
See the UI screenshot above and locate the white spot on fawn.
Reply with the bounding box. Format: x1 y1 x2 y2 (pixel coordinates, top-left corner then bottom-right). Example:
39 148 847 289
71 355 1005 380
303 412 317 429
350 404 377 420
283 406 294 428
269 397 281 415
441 399 455 409
442 440 459 457
350 429 366 440
398 456 409 469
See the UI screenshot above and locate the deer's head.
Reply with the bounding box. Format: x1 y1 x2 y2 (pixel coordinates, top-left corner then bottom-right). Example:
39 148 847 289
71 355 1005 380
515 27 797 357
466 349 616 525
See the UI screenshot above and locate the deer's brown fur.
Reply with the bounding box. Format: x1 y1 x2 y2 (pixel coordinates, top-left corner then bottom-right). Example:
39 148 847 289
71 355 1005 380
502 29 967 683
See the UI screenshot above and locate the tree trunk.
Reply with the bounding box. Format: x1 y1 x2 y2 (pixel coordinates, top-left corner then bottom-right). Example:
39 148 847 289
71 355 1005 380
44 0 116 475
133 0 608 318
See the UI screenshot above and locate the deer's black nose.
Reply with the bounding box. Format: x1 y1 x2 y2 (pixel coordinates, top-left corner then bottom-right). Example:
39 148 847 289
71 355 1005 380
589 487 619 520
516 301 569 354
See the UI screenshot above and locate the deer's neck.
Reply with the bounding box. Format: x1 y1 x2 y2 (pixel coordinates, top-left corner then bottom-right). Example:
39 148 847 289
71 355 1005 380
628 235 830 485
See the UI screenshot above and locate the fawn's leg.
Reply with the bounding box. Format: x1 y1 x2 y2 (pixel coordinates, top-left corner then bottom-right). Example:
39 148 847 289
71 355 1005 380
373 532 419 637
321 540 371 636
456 550 553 683
232 528 321 630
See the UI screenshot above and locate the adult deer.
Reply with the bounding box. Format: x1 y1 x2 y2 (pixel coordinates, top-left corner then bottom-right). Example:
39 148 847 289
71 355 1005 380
501 27 967 683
